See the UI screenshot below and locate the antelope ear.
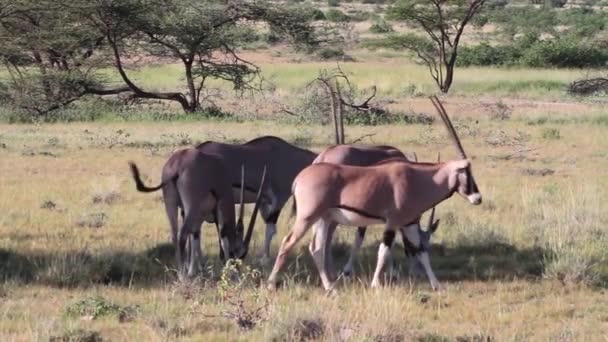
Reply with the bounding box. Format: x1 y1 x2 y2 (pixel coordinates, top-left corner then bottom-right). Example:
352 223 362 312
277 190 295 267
451 159 470 171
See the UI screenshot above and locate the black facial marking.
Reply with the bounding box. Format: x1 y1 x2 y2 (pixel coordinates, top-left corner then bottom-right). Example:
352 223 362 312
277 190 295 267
465 167 473 195
383 230 396 246
402 229 426 257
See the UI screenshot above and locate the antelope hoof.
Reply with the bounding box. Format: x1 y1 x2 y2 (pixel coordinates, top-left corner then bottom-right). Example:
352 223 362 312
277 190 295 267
432 283 444 292
267 280 278 292
260 255 272 266
325 288 338 298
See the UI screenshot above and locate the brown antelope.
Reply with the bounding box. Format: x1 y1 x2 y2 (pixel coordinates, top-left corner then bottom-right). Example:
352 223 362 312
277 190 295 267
196 136 317 261
267 97 481 291
128 148 266 279
314 145 441 282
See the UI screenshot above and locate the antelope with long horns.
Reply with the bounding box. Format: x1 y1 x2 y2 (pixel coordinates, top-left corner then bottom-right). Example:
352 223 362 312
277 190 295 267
267 96 481 291
129 148 267 279
312 145 441 283
195 136 316 261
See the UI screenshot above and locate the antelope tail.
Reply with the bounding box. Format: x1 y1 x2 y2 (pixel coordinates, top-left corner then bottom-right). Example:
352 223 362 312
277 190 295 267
128 162 166 193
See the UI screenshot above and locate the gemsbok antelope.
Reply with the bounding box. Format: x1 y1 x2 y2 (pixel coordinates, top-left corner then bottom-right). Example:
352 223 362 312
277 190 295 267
195 136 317 261
267 96 481 291
128 148 267 279
313 145 441 282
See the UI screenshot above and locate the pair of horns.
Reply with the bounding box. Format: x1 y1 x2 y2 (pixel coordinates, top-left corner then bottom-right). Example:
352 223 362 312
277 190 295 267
430 96 467 160
236 164 267 255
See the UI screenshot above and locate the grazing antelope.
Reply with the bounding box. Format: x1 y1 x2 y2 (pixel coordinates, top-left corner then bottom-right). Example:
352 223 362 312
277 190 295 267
196 136 316 261
128 148 266 279
267 97 481 291
313 145 441 282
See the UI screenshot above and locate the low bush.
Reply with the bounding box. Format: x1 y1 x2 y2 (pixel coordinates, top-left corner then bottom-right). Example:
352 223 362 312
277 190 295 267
458 37 608 68
325 9 350 22
316 47 346 60
369 20 394 34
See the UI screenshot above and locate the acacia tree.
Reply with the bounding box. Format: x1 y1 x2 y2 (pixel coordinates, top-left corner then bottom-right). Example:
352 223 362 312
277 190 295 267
89 0 318 112
0 0 130 119
0 0 318 119
367 0 487 93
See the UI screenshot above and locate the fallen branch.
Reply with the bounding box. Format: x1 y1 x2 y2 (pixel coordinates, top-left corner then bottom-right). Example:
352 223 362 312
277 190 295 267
349 133 377 144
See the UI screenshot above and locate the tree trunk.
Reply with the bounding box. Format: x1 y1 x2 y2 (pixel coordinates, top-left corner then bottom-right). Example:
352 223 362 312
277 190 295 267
441 61 455 93
184 59 200 112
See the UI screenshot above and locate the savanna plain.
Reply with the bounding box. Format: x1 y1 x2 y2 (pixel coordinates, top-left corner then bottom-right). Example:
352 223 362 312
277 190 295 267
3 28 608 342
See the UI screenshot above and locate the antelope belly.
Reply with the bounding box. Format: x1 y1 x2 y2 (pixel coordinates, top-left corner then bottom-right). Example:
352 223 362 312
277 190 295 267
327 208 384 226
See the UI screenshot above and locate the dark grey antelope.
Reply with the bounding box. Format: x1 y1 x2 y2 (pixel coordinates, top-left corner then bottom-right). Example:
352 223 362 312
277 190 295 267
267 96 481 291
129 147 267 279
196 136 317 261
313 145 441 282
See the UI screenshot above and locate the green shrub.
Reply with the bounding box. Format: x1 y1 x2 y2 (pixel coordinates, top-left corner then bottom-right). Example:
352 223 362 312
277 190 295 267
541 127 561 140
520 39 608 68
325 9 350 22
317 47 346 60
459 36 608 68
311 8 326 21
369 20 394 34
347 10 372 22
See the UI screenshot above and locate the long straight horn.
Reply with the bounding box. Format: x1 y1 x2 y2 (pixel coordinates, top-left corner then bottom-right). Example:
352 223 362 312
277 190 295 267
427 151 441 233
412 152 418 162
430 96 467 159
244 165 267 249
237 164 246 233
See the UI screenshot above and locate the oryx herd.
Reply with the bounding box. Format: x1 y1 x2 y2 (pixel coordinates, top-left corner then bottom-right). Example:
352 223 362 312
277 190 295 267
129 96 482 291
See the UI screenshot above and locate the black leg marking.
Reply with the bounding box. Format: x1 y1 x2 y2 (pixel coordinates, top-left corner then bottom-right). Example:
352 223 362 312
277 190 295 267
264 210 281 224
383 230 396 247
357 227 366 239
192 231 200 240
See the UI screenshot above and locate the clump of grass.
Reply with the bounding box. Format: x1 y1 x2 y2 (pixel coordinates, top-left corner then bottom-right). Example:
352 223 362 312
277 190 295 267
75 212 107 229
40 200 57 210
521 168 555 177
49 329 102 342
541 127 561 140
268 317 325 341
65 296 123 319
217 259 268 331
522 184 608 286
92 192 121 205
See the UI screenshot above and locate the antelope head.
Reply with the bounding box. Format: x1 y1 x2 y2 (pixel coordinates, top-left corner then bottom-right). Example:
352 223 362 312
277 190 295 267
232 164 267 259
431 96 482 205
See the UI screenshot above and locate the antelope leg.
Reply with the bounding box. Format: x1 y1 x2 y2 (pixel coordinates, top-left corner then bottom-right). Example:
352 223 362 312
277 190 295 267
342 227 366 276
308 219 334 291
371 228 396 288
267 218 312 289
324 222 338 281
403 223 441 291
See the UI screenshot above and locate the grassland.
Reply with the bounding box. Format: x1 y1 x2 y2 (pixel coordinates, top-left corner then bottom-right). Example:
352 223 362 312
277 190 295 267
121 54 587 100
1 102 608 340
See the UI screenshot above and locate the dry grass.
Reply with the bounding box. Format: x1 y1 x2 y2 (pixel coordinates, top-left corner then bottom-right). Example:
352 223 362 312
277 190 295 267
1 110 608 341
